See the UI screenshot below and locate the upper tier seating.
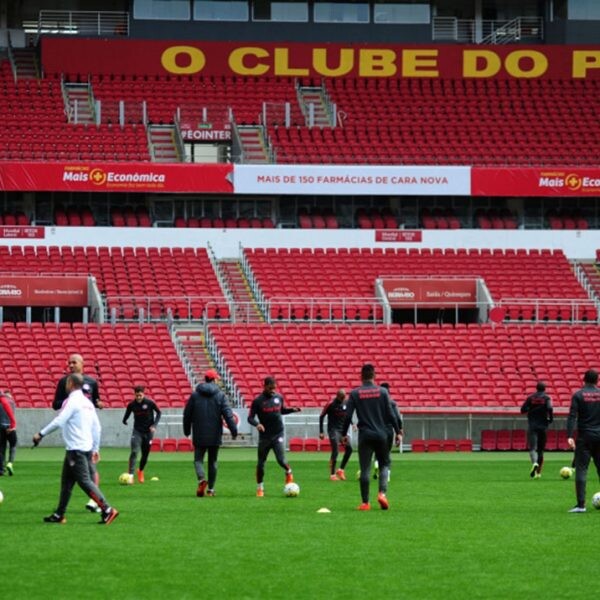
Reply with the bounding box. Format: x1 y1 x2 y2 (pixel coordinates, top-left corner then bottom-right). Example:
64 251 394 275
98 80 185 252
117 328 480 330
0 60 150 162
208 322 600 408
88 73 305 128
243 247 594 321
0 245 228 320
3 58 598 166
305 77 600 166
0 322 190 407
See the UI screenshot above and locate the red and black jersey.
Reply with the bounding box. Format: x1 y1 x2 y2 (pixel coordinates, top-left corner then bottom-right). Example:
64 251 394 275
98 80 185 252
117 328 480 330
319 398 351 435
567 385 600 438
520 391 553 430
248 392 295 438
343 382 399 440
123 397 161 434
53 374 100 411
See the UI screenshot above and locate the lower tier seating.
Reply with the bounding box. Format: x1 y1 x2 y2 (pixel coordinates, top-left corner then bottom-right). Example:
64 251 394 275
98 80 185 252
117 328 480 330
208 322 600 409
0 322 191 407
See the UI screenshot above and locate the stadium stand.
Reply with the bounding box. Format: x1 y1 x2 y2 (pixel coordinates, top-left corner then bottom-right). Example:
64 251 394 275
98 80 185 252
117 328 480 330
1 5 600 461
243 247 595 322
0 322 189 407
0 245 228 320
206 322 600 409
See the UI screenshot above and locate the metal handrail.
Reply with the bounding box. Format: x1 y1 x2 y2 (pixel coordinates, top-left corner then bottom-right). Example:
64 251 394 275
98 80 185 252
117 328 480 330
33 10 129 37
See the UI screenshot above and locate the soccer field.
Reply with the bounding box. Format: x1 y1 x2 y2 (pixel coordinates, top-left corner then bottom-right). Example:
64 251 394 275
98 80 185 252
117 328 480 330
0 448 595 600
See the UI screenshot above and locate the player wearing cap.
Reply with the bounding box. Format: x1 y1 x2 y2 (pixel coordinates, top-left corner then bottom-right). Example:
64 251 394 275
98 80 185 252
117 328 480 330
53 353 103 513
248 376 301 497
183 369 238 497
319 389 353 481
520 381 553 479
122 385 161 483
343 364 401 511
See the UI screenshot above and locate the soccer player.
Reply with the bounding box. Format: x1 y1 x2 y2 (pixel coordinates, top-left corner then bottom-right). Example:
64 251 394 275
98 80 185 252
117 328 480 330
122 385 162 484
33 373 119 525
343 364 401 511
372 382 404 482
566 369 600 513
0 389 16 477
53 353 103 513
520 381 553 479
183 369 238 497
319 388 353 481
3 390 17 475
248 376 301 497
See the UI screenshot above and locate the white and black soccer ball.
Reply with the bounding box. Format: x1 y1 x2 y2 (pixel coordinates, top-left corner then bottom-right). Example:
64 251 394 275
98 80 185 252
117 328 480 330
283 482 300 497
592 492 600 510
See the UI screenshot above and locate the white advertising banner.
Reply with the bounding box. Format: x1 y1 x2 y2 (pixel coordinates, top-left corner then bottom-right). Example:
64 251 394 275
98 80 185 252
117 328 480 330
233 164 471 196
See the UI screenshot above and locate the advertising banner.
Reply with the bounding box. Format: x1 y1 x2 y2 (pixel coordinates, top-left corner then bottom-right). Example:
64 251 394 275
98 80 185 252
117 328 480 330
0 275 89 306
0 227 45 239
0 162 233 194
41 39 600 80
471 167 600 196
375 230 422 243
233 164 470 195
381 278 477 308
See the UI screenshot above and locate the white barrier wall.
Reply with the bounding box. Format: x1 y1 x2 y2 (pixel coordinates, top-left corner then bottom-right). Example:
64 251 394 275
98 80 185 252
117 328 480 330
4 226 600 260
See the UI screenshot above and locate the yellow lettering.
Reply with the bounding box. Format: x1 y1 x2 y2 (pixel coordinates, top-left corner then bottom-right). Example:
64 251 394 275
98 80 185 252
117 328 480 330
313 48 354 77
402 49 439 77
228 47 270 76
358 49 397 77
274 48 309 77
463 50 501 78
160 46 205 75
504 50 547 78
572 50 600 78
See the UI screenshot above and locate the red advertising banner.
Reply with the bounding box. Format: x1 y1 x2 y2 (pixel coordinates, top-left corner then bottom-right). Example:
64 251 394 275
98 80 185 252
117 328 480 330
0 162 233 193
472 167 600 196
0 226 45 239
381 278 477 308
41 38 600 80
375 230 422 243
0 276 88 306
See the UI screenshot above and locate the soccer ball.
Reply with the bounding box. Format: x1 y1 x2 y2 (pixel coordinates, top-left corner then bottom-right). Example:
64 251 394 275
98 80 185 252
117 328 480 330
283 482 300 497
119 472 134 485
0 490 3 503
560 466 573 479
592 492 600 510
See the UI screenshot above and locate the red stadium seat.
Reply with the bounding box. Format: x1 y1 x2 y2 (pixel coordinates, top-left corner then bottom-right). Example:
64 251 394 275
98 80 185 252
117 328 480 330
303 438 319 452
480 430 497 451
177 438 193 452
288 437 304 452
162 438 177 452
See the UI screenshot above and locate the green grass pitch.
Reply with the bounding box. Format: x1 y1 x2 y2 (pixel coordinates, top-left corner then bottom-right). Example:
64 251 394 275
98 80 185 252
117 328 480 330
0 448 597 600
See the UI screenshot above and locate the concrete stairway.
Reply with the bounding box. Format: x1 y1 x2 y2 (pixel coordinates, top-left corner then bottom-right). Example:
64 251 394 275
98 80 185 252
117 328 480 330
11 47 39 79
218 259 263 323
298 86 332 127
237 126 269 163
65 83 95 124
149 125 180 162
174 325 251 446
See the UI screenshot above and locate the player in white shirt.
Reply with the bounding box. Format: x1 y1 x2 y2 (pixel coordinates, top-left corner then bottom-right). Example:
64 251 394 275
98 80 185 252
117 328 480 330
33 373 119 525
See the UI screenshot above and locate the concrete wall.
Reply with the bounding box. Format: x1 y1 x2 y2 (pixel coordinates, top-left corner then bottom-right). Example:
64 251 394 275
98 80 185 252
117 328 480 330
16 407 571 450
5 225 600 260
